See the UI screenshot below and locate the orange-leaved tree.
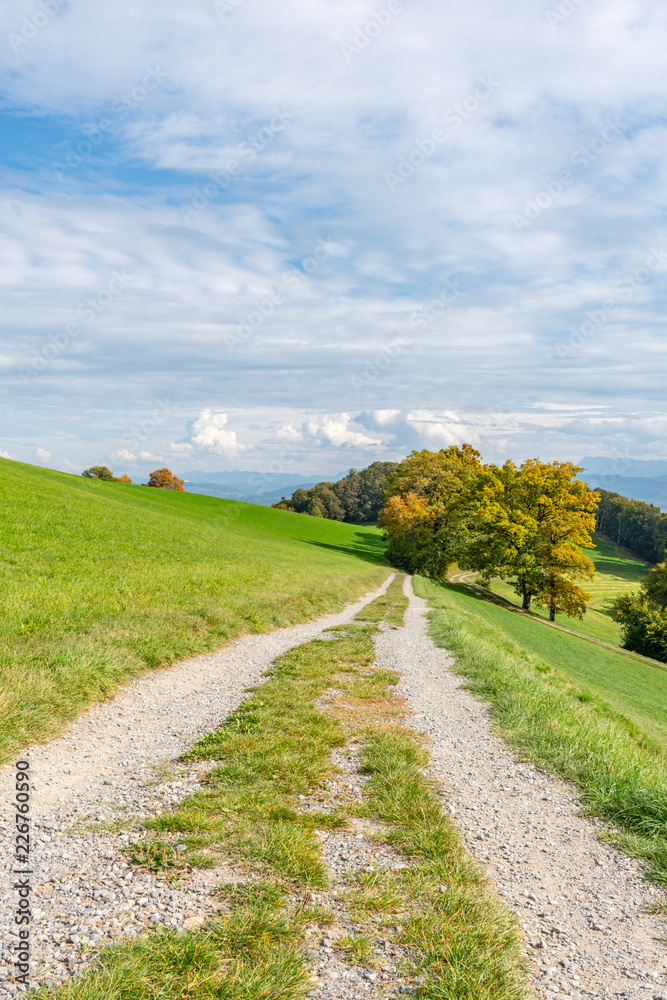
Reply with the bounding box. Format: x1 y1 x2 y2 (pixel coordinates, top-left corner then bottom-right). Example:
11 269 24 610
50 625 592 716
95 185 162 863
147 468 184 491
379 445 484 576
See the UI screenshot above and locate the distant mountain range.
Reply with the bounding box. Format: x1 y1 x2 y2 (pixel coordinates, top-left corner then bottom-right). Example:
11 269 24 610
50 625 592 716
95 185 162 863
179 469 346 507
578 456 667 510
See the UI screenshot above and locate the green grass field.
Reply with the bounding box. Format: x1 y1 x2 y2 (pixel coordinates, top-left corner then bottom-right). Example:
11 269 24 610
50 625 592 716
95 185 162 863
435 580 667 752
0 458 388 762
484 534 649 645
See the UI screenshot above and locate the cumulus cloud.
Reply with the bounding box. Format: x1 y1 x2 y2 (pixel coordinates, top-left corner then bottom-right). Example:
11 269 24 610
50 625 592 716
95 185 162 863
35 447 51 461
111 448 136 462
276 422 303 442
305 414 382 449
189 409 246 457
0 449 12 459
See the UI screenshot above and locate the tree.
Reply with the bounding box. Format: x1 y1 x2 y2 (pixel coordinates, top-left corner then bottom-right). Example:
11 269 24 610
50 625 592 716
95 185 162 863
378 492 437 574
644 562 667 606
147 468 185 491
613 561 667 663
82 466 115 481
468 459 598 618
273 461 398 523
379 445 484 575
114 474 133 484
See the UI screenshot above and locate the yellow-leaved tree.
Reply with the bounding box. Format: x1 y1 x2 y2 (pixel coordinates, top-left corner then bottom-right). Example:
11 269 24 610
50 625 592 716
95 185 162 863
469 458 599 619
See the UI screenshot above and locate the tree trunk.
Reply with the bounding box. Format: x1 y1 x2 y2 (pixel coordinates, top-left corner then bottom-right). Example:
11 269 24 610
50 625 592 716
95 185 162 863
549 607 556 622
521 582 531 610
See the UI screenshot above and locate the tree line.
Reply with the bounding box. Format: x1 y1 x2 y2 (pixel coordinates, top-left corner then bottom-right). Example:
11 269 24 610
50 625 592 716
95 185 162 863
82 466 184 490
273 462 398 523
595 489 667 564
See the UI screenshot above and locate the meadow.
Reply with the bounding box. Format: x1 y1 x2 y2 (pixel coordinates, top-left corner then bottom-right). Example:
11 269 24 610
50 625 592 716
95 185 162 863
0 459 387 762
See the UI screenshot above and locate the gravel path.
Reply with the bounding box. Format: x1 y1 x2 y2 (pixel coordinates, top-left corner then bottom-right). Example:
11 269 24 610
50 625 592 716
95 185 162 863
3 569 666 998
371 577 667 1000
0 575 393 993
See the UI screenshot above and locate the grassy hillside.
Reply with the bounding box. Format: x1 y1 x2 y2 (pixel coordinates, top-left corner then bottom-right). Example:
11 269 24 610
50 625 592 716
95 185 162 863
0 459 388 761
486 534 649 645
422 578 667 754
415 577 667 885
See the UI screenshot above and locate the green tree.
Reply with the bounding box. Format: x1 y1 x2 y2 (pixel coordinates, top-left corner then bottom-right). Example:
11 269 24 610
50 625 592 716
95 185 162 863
613 561 667 663
82 466 115 481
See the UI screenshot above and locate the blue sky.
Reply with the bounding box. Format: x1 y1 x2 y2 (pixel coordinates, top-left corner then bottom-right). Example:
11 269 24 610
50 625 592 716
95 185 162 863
1 0 667 479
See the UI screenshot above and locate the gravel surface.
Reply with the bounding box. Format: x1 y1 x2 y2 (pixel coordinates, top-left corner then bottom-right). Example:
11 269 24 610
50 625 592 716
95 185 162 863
0 575 393 994
371 576 667 1000
300 747 414 999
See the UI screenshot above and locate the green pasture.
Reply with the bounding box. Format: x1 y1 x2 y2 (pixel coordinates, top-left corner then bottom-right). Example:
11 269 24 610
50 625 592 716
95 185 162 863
0 458 387 761
486 534 650 645
434 578 667 752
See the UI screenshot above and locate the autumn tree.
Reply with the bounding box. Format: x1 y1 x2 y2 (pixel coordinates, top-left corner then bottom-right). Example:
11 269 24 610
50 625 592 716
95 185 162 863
470 459 598 619
147 468 184 491
379 445 484 575
114 474 133 484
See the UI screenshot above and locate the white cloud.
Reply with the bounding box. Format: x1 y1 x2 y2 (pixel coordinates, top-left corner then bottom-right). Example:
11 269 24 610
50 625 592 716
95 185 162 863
63 459 82 471
189 409 246 457
35 447 51 461
276 422 303 442
139 450 162 461
111 448 136 462
305 414 382 449
0 449 12 459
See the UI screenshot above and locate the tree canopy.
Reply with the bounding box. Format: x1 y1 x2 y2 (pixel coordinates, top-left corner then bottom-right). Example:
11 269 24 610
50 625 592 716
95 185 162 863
147 468 184 491
379 448 599 622
614 561 667 663
273 462 398 523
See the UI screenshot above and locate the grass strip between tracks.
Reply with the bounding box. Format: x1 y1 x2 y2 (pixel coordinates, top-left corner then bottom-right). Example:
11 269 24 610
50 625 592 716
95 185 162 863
415 576 667 889
36 576 530 1000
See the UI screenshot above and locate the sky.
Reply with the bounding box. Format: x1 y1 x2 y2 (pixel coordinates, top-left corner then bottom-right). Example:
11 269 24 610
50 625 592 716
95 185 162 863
1 0 667 480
